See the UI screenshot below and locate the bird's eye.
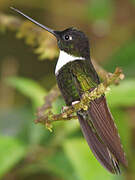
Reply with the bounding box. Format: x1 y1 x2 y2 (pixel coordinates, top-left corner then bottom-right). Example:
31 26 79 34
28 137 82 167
64 35 72 41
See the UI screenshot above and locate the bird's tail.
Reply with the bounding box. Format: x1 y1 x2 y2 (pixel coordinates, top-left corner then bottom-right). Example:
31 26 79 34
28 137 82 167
77 112 120 174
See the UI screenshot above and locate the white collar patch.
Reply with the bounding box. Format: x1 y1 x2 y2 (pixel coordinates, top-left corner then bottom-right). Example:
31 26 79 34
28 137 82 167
55 50 85 75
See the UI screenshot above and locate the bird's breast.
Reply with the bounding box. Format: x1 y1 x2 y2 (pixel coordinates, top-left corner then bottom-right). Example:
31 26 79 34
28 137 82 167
55 62 80 106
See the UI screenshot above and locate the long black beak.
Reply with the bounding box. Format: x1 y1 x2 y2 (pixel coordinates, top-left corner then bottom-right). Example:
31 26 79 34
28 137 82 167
10 7 59 38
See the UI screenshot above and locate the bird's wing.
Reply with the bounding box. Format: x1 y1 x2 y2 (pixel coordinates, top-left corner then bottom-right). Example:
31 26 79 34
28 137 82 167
87 95 128 167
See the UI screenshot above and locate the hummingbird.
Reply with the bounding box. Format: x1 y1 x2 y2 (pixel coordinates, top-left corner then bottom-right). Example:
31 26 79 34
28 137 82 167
11 7 128 174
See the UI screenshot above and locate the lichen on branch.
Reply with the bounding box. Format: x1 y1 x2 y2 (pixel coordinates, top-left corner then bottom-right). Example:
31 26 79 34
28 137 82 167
35 67 124 131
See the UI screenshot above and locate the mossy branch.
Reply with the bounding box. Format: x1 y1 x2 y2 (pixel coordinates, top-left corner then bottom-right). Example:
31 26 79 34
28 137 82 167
35 67 124 130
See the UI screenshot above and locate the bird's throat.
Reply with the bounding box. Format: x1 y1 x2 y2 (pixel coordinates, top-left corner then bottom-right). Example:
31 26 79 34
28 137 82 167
55 50 85 75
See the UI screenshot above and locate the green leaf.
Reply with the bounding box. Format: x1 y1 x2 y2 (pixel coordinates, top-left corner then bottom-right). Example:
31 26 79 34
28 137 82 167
5 77 49 145
63 139 115 180
106 79 135 107
130 0 135 5
6 77 46 107
87 0 114 21
104 40 135 77
42 150 76 180
0 136 26 178
28 122 50 145
110 108 131 156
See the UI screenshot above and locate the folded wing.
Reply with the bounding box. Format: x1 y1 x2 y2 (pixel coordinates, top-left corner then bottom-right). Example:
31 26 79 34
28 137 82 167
88 96 128 168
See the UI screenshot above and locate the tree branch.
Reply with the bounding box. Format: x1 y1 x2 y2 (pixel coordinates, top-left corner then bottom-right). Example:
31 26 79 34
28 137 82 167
35 67 124 131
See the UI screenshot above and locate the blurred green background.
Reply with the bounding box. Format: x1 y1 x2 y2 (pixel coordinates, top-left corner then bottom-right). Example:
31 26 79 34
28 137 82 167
0 0 135 179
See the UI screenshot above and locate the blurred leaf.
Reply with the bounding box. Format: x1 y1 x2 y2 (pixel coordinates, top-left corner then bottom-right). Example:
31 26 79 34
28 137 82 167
0 106 33 137
110 108 131 157
104 40 135 77
131 0 135 5
106 79 135 107
19 150 76 180
6 77 46 107
42 150 76 180
0 136 26 179
87 0 114 20
63 139 115 180
28 122 50 145
6 77 49 145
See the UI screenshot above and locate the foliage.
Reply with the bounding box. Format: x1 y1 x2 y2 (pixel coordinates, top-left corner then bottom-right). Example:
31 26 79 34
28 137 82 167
63 139 115 180
0 136 26 178
3 75 134 180
87 0 114 21
6 77 46 107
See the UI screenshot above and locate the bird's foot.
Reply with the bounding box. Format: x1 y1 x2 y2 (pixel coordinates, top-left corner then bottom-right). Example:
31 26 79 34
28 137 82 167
61 106 69 113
